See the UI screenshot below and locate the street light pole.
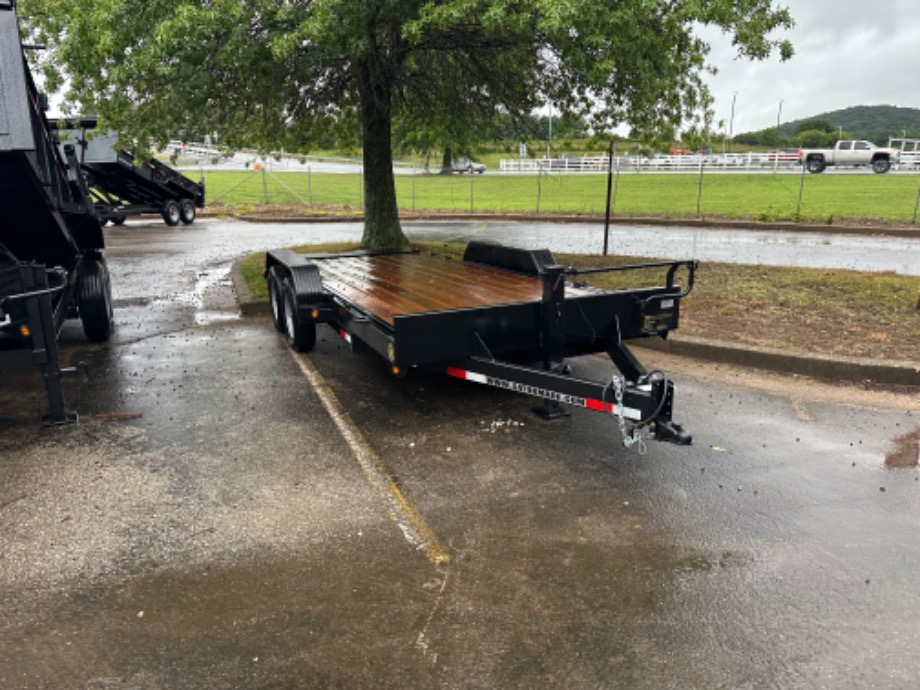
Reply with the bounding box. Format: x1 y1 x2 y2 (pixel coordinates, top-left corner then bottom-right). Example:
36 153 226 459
728 91 738 153
776 100 783 135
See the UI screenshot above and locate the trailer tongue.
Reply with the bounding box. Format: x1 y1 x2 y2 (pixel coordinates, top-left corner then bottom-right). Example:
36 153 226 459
265 241 696 448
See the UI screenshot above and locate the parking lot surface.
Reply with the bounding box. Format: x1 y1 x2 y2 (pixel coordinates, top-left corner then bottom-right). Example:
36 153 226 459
1 219 919 688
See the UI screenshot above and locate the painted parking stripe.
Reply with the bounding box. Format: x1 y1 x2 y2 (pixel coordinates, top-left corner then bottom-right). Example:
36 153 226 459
290 351 449 566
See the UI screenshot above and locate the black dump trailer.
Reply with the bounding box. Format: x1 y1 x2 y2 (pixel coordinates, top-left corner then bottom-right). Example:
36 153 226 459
265 241 697 449
52 121 205 227
0 0 113 424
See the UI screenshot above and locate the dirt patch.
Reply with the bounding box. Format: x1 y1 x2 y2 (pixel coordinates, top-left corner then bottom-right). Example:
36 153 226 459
885 431 920 469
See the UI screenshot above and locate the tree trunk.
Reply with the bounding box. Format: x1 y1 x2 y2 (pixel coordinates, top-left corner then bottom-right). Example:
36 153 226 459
440 147 453 175
358 61 407 250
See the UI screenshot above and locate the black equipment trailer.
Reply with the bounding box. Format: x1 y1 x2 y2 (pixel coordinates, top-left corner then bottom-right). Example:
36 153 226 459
53 120 205 227
0 0 113 424
265 241 697 448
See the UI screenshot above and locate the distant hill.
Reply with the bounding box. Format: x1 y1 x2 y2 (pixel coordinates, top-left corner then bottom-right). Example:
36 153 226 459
774 105 920 143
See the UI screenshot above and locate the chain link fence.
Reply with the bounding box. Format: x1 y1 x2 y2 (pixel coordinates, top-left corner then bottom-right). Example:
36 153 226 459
199 161 920 225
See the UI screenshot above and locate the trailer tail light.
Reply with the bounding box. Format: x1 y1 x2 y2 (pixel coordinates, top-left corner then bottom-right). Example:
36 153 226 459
311 309 319 319
20 325 30 337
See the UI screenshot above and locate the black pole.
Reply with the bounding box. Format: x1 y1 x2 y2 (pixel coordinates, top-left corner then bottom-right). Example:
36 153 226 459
603 140 614 256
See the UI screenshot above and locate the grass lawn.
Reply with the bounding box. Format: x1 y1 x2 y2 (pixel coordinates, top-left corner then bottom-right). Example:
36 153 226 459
201 169 920 226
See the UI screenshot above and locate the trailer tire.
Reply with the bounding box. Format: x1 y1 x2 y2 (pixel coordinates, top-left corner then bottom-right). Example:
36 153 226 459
161 200 181 226
872 158 891 174
267 267 286 332
283 283 316 352
112 215 127 226
179 198 196 224
78 257 114 343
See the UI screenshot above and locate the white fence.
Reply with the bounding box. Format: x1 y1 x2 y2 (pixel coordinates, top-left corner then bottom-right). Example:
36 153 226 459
500 152 809 173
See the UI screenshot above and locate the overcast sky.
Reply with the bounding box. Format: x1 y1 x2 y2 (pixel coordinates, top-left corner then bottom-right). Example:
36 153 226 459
698 0 920 135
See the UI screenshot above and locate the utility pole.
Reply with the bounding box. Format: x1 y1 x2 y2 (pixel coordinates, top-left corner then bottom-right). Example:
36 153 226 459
728 91 738 153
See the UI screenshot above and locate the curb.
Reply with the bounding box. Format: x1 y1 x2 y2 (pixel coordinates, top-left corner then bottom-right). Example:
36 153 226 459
632 335 920 387
232 261 918 387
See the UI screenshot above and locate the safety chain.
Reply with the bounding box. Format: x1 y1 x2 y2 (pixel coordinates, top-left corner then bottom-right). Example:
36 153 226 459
611 375 647 455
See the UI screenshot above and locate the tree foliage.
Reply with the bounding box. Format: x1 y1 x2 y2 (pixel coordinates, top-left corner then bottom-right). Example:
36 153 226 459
21 0 793 248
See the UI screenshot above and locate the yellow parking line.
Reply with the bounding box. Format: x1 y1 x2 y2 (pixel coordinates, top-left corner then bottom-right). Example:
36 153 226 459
290 351 450 566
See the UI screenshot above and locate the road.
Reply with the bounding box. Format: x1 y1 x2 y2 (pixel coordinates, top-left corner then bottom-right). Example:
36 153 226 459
1 218 919 688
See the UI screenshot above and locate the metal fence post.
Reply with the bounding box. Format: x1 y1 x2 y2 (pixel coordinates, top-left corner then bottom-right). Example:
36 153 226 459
912 180 920 225
261 164 268 204
470 172 474 212
796 162 806 219
308 167 313 206
696 158 704 217
536 167 542 213
412 169 416 211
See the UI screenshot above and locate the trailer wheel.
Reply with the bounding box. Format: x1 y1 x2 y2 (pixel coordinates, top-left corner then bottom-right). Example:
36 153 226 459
78 257 114 343
161 200 181 226
266 267 285 332
113 215 127 226
179 198 196 224
283 283 316 352
872 158 891 174
806 158 826 174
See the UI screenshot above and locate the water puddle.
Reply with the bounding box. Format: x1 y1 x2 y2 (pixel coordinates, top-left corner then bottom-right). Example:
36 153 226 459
884 430 919 469
151 265 241 326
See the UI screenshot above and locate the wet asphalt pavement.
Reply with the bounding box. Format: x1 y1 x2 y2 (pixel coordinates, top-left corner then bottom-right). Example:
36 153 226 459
1 218 919 688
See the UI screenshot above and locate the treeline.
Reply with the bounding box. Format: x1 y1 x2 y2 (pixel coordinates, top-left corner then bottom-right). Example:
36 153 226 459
738 105 920 148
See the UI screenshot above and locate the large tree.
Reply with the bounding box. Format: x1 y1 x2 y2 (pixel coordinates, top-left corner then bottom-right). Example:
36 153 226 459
21 0 792 249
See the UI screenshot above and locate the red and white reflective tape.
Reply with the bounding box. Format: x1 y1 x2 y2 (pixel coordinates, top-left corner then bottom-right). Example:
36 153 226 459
339 329 352 344
446 366 640 420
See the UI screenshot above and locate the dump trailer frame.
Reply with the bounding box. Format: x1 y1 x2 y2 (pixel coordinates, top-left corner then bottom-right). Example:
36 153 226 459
0 0 113 424
53 120 205 227
264 241 697 448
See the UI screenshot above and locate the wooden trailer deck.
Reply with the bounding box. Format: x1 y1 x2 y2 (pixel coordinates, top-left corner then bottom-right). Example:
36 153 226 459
314 253 589 326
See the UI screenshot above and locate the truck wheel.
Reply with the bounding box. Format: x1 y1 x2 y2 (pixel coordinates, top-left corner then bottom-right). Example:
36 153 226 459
872 159 891 174
161 200 181 226
78 257 114 343
283 283 316 352
806 158 826 174
266 267 285 332
179 198 197 224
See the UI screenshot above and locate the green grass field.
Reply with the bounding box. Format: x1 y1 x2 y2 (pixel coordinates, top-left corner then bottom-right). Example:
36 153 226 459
200 168 920 225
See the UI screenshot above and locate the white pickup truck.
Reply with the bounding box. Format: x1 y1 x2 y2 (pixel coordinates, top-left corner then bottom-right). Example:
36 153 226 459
801 140 900 174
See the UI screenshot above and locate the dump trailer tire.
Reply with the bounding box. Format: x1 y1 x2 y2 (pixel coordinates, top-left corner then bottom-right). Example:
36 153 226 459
267 267 286 332
283 283 316 352
179 198 196 224
161 199 181 226
113 215 127 226
78 257 114 343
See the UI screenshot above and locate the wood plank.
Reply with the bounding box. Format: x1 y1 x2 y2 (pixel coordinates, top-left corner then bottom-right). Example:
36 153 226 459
314 253 589 325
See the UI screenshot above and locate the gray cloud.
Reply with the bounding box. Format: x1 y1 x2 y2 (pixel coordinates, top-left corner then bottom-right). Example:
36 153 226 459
699 0 920 136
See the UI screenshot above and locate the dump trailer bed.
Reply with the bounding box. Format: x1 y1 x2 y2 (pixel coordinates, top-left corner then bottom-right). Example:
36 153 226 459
54 122 205 226
0 0 113 424
265 242 696 448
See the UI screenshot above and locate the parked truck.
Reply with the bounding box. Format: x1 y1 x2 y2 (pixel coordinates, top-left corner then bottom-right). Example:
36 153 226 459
1 0 113 424
801 140 900 174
